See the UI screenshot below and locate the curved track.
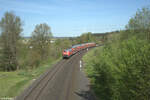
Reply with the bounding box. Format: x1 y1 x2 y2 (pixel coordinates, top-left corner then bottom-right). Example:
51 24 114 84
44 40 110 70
15 49 96 100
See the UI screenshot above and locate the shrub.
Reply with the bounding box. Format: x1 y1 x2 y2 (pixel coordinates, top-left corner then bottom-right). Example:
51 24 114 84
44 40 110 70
83 37 150 100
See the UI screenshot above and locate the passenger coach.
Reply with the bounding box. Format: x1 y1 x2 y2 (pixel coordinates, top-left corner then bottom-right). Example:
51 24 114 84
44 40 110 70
62 43 96 58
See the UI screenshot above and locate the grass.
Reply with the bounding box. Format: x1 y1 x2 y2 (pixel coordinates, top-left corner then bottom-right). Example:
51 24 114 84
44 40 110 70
0 58 61 98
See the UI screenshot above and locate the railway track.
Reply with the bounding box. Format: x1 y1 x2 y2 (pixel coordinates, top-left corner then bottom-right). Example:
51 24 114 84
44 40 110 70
15 49 88 100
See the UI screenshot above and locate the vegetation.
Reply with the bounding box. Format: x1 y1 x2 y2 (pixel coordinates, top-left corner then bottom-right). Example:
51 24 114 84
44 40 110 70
28 23 52 68
0 58 59 98
76 32 94 43
0 12 22 71
83 7 150 100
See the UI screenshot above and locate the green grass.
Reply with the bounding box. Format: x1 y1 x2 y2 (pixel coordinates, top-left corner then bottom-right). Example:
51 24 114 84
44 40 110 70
0 58 60 98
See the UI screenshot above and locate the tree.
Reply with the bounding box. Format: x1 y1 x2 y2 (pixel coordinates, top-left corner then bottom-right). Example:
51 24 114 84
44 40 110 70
0 12 22 71
126 7 150 30
31 23 52 62
77 32 94 43
125 7 150 40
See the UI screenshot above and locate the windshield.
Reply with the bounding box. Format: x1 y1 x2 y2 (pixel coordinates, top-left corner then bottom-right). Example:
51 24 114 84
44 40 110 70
64 49 72 52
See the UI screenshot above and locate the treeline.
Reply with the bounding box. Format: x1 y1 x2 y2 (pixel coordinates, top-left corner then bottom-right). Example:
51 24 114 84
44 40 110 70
83 7 150 100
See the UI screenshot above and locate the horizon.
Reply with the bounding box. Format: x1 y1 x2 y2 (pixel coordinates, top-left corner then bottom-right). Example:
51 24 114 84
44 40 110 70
0 0 149 37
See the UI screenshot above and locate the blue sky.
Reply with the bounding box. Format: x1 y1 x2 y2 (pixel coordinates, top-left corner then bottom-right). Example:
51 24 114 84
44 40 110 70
0 0 149 37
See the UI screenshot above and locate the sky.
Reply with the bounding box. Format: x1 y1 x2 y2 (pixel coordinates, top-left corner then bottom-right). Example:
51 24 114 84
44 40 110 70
0 0 149 37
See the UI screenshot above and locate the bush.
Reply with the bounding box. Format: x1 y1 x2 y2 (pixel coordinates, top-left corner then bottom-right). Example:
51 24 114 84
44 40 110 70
83 37 150 100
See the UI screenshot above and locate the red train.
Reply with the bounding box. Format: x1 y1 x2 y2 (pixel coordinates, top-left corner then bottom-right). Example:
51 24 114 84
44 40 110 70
62 43 96 58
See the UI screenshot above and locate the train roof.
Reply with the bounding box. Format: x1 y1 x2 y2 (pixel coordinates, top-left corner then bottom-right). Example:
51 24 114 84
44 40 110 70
64 48 72 52
72 43 95 48
72 44 81 48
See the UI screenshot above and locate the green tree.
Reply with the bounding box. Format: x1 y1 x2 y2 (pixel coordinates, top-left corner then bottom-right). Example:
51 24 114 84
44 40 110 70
77 32 94 43
0 12 22 71
126 7 150 30
125 7 150 40
30 23 52 63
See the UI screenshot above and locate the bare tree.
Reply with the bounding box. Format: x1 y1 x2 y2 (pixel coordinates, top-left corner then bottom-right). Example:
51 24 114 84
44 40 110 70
0 12 22 71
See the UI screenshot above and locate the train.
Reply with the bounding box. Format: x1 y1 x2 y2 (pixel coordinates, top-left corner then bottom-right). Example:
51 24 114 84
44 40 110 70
62 43 96 58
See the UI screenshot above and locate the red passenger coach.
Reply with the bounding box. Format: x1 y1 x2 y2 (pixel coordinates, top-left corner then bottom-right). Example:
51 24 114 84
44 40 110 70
62 42 96 59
